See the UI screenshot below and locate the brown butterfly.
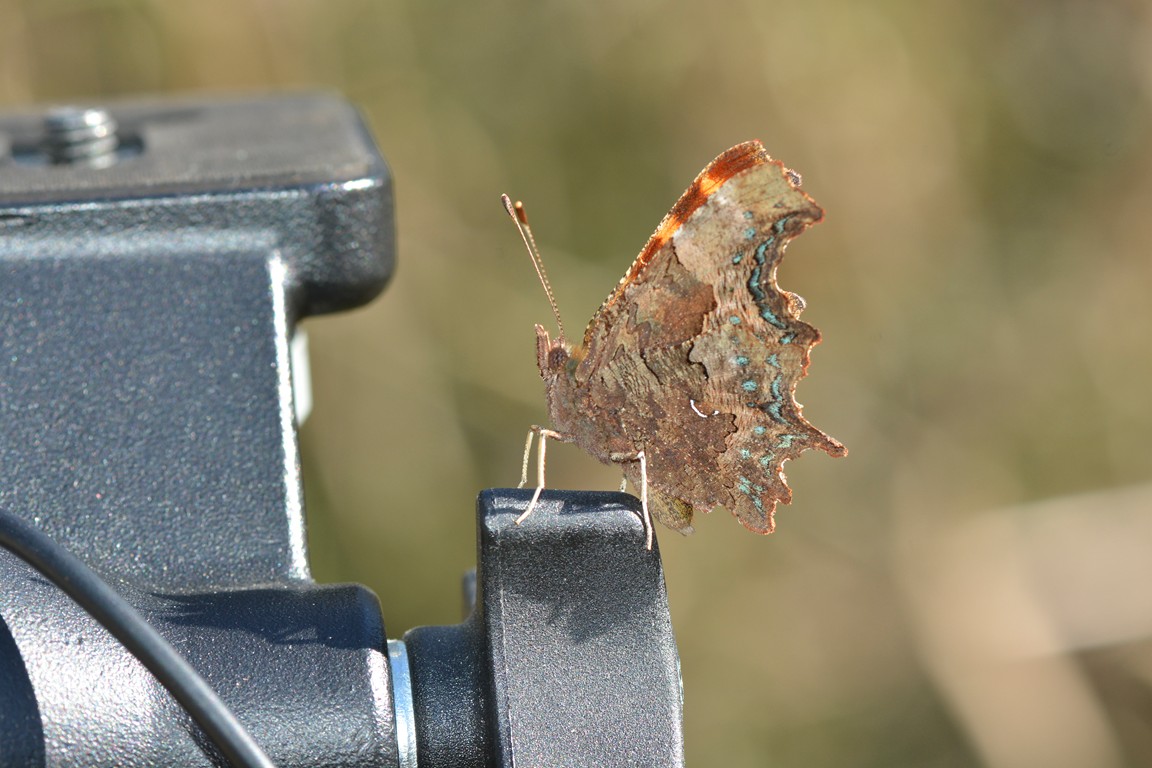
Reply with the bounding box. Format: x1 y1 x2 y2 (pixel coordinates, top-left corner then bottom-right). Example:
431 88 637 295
504 141 845 549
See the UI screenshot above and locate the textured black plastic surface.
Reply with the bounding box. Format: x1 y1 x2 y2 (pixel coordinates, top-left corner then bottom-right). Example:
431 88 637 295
405 490 685 768
0 94 394 592
0 95 398 767
0 555 395 767
0 92 387 204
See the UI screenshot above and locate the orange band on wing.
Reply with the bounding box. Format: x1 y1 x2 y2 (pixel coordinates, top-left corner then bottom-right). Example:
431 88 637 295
580 141 776 351
637 141 771 267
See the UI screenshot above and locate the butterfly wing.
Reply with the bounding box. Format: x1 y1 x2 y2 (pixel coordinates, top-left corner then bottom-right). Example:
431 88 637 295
559 141 844 534
573 249 734 534
676 161 847 532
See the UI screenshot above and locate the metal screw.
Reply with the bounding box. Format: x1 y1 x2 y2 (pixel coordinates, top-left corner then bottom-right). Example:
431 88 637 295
42 106 119 167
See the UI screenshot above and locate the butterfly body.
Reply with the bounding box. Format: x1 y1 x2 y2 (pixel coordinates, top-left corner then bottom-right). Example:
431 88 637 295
531 141 845 537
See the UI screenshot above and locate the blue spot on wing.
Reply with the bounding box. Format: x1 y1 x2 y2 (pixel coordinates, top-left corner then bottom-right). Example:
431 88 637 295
741 370 788 424
736 476 764 511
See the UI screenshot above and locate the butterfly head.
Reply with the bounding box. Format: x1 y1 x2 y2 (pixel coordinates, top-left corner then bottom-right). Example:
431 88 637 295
534 323 572 378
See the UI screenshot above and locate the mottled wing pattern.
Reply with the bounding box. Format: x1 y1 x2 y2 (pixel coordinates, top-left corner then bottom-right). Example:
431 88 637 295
557 141 844 534
573 241 736 533
674 161 846 532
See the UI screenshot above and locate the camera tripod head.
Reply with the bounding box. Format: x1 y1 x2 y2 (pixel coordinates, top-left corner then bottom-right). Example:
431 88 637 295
0 94 684 768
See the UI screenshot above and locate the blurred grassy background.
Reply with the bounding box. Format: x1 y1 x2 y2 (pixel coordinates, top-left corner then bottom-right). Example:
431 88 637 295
3 1 1151 766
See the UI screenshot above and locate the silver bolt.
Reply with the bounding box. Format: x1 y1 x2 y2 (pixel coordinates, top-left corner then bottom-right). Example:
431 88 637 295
42 106 119 167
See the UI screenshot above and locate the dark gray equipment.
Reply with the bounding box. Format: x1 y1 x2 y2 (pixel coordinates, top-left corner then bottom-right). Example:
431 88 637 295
0 94 683 767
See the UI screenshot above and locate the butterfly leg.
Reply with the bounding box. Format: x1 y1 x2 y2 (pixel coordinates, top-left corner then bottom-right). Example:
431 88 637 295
610 449 652 550
517 427 537 489
516 425 568 525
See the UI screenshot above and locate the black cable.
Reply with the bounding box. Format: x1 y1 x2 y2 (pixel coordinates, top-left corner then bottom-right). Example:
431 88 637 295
0 507 276 768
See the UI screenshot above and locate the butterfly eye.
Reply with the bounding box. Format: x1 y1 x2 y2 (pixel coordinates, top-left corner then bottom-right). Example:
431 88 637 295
547 345 569 371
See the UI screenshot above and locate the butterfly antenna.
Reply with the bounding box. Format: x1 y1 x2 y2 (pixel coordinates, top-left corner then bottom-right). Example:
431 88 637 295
502 193 566 340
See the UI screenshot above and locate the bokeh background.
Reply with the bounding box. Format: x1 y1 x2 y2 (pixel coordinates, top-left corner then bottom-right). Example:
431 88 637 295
3 1 1152 766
